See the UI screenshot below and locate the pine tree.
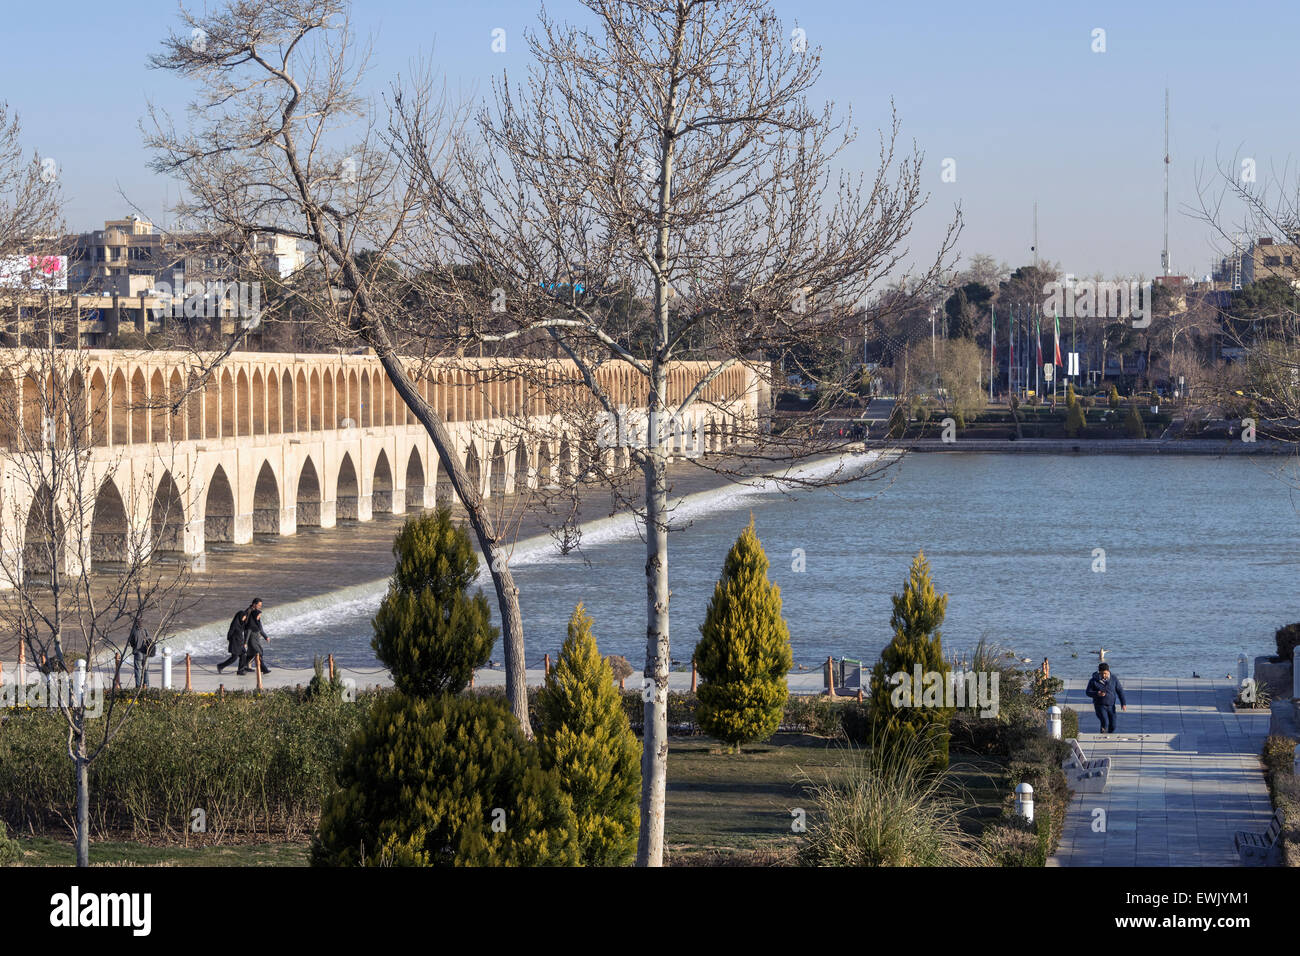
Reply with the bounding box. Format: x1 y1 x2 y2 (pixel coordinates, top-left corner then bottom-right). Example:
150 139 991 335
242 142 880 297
312 693 578 866
1064 400 1086 438
1124 401 1146 438
536 603 640 865
1108 384 1121 410
694 517 793 751
371 508 496 697
866 550 953 770
888 400 908 439
1065 382 1076 406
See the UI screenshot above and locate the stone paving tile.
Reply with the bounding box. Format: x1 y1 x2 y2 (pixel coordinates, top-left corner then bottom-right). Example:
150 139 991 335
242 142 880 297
1046 677 1274 868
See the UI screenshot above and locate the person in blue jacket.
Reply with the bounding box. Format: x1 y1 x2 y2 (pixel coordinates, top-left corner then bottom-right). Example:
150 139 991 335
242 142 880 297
1085 661 1127 733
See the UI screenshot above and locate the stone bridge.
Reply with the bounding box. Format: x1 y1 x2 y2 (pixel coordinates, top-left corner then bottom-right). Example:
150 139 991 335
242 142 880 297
0 349 762 585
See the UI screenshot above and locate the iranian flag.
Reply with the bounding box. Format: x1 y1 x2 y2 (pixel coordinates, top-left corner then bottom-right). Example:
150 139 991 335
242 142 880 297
1036 314 1043 366
1054 315 1064 367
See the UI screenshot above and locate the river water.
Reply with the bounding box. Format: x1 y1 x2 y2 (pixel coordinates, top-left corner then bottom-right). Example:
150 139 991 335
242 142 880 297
227 452 1300 681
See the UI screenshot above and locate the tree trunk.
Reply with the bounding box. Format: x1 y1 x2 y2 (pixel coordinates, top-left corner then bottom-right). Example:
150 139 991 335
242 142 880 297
75 735 89 867
636 432 670 867
372 346 532 737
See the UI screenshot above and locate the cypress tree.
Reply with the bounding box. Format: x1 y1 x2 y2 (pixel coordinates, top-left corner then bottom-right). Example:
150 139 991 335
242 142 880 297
536 603 641 865
1064 400 1086 438
1124 401 1146 438
866 550 952 770
312 693 578 866
1065 381 1077 406
1108 384 1121 410
371 508 496 697
694 517 793 752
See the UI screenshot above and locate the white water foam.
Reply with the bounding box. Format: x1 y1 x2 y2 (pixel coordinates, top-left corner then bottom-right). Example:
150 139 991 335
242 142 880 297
168 449 888 657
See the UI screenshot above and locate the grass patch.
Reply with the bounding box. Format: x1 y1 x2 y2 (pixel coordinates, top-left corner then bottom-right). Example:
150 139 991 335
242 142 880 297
7 834 311 867
1262 735 1300 866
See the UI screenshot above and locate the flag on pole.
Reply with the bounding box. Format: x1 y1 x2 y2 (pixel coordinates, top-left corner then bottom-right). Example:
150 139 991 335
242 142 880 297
1054 314 1064 367
1036 313 1043 366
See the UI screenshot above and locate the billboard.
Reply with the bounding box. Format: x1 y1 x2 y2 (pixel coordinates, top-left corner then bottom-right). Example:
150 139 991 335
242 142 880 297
0 255 68 291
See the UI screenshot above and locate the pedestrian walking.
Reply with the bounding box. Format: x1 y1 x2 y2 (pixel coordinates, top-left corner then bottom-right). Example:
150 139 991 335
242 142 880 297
125 614 156 688
1085 661 1127 734
217 608 249 674
241 598 272 675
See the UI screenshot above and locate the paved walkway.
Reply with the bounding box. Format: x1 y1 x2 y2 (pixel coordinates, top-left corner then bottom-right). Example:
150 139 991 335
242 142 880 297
1048 677 1275 866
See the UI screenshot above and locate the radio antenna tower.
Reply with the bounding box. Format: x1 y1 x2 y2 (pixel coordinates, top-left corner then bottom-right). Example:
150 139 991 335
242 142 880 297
1161 88 1170 276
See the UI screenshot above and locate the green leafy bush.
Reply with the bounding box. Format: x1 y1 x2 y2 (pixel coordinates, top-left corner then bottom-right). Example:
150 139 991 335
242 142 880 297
371 508 496 698
313 693 577 866
0 820 21 865
694 518 793 751
535 604 640 866
1275 623 1300 662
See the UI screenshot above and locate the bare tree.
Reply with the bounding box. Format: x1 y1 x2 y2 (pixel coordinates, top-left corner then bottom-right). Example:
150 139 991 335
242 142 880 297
0 342 191 866
143 0 540 734
391 0 958 864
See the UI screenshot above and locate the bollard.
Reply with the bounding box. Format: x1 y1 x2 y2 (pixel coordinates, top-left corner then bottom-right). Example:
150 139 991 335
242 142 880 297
185 654 192 692
162 647 173 690
619 676 625 691
328 653 336 682
255 655 263 693
18 641 25 688
1047 705 1062 740
826 656 836 697
75 659 86 707
857 687 863 704
218 683 224 700
1042 657 1050 678
690 660 697 694
544 653 550 677
1014 782 1034 824
469 670 475 689
113 653 121 691
1237 653 1248 683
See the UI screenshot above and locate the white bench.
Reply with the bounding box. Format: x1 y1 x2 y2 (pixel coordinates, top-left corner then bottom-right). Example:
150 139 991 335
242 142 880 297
1062 738 1110 792
1234 808 1284 866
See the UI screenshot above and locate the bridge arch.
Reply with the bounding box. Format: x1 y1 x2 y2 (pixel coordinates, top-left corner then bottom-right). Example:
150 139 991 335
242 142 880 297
373 448 394 513
337 453 359 521
204 465 235 548
405 447 425 510
252 369 266 435
489 439 506 498
91 477 130 568
281 368 294 432
296 457 322 527
151 471 185 557
514 440 530 494
253 461 281 535
465 443 481 496
23 484 64 584
111 369 129 444
295 370 309 432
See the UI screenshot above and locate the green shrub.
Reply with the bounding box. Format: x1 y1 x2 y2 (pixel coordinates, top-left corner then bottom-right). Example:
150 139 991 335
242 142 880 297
797 728 983 866
313 693 577 866
535 604 640 866
1063 401 1086 438
867 550 952 770
981 817 1044 866
694 518 793 751
1275 623 1300 662
371 508 496 698
783 696 846 737
1262 735 1300 866
1061 706 1079 740
1108 385 1120 410
1124 402 1146 438
0 820 21 865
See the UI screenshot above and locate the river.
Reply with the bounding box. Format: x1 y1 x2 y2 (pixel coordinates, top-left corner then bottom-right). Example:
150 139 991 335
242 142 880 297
205 451 1300 680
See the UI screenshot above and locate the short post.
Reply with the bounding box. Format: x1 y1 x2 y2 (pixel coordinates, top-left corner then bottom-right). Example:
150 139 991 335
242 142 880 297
18 641 25 688
544 653 550 677
161 647 173 690
185 654 192 692
328 653 336 682
826 656 836 697
469 670 475 689
1047 705 1062 740
690 660 697 694
75 659 86 707
1042 657 1050 678
1237 653 1248 683
218 683 224 700
619 676 625 691
113 653 121 691
255 655 263 693
857 687 863 704
1014 782 1034 824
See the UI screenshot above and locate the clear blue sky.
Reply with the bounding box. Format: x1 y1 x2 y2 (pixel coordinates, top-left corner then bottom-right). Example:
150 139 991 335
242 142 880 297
4 0 1295 280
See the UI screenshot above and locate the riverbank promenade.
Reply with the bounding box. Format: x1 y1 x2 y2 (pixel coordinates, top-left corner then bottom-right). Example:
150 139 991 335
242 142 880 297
1048 677 1275 866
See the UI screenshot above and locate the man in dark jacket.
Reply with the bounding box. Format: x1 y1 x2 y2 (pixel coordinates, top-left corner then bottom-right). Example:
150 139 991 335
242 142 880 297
1085 662 1127 733
125 614 155 688
216 609 248 675
240 598 272 675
